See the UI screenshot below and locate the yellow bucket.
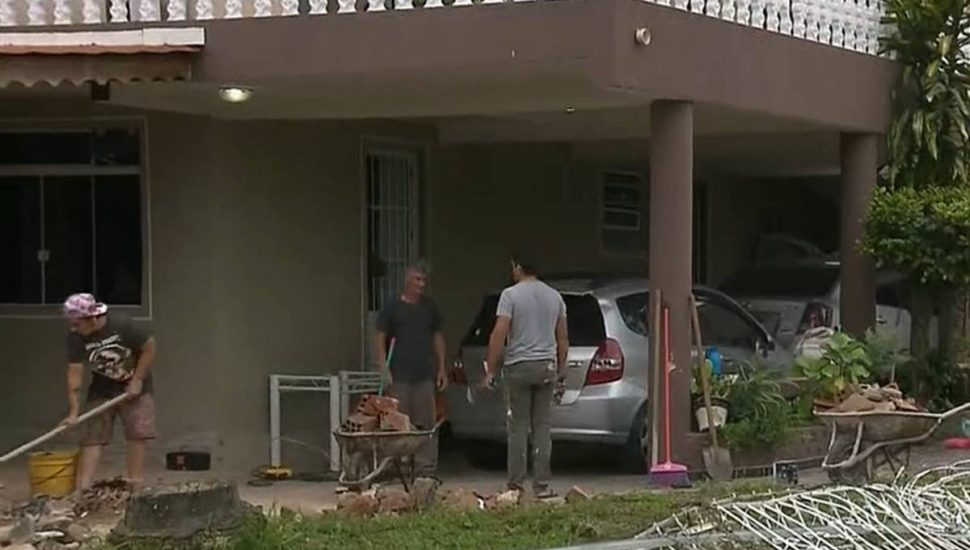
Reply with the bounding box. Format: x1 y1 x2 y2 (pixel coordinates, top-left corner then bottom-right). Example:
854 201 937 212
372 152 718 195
28 450 78 498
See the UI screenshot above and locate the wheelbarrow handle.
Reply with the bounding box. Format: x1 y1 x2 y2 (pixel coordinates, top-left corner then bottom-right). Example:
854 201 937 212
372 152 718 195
0 394 131 464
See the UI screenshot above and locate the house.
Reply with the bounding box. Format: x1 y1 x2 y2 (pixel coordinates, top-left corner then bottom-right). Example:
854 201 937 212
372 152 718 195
0 0 893 470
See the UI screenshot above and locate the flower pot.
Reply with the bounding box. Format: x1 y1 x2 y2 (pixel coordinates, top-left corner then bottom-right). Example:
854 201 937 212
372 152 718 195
693 396 729 432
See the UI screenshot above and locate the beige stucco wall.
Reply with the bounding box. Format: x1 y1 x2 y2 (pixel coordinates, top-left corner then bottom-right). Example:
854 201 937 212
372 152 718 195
0 102 655 473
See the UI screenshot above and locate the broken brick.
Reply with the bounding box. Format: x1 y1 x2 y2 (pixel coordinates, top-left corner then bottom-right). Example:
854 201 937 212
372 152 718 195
441 489 481 512
336 493 378 519
379 411 413 432
565 486 591 504
377 488 412 514
409 478 440 510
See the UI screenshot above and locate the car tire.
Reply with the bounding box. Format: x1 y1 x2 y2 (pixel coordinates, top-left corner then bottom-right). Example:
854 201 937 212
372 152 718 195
622 406 651 474
461 440 506 470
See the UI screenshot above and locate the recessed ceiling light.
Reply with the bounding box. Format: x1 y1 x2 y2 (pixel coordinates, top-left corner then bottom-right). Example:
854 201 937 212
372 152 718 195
218 86 253 103
565 107 576 114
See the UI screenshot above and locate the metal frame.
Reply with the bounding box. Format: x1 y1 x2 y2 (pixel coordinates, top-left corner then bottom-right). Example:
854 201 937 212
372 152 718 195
268 371 382 472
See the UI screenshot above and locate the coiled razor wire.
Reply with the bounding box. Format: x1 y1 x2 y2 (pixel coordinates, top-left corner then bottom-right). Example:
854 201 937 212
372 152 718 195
630 460 970 550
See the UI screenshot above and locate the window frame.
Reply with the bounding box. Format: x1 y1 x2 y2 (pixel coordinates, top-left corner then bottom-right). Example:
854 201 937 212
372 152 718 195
0 118 151 320
599 169 647 256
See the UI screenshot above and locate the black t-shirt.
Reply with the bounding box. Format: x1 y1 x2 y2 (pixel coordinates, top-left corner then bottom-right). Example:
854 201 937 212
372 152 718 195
376 296 443 383
66 313 153 400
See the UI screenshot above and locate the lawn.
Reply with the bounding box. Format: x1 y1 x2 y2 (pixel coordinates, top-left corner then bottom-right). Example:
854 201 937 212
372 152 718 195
101 482 771 550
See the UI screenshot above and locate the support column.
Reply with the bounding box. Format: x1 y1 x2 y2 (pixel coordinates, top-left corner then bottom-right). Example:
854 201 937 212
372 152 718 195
839 132 877 337
648 100 693 464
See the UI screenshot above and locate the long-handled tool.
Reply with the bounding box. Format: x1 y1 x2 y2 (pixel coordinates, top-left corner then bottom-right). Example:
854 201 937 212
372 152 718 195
690 295 733 482
0 393 130 464
648 303 690 488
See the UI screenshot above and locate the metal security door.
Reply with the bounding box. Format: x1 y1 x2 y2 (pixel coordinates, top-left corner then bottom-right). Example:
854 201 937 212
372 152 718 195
363 146 420 368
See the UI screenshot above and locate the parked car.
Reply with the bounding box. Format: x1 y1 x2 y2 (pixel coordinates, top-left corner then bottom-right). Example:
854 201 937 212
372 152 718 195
718 262 928 352
444 276 791 472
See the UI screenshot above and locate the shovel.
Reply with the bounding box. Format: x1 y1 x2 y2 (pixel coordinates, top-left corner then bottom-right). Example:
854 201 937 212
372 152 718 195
0 393 130 463
690 296 733 482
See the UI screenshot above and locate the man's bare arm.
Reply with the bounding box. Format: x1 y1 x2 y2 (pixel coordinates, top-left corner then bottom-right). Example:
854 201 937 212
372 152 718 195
65 363 84 423
485 316 511 377
555 315 569 373
133 337 155 382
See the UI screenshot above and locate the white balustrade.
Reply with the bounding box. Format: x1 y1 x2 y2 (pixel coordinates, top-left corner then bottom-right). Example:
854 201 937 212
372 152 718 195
167 0 186 19
805 0 819 40
765 0 780 31
736 0 751 24
27 0 47 24
0 0 14 25
53 0 70 23
751 0 766 27
139 0 160 20
780 0 792 33
792 0 805 37
224 0 242 17
196 0 214 17
0 0 888 57
253 0 271 16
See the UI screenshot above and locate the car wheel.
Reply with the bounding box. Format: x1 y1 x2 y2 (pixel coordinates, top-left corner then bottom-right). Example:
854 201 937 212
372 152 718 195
461 440 506 470
622 407 650 474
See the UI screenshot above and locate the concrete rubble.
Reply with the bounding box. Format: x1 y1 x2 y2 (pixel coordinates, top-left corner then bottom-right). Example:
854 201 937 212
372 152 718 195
834 384 923 413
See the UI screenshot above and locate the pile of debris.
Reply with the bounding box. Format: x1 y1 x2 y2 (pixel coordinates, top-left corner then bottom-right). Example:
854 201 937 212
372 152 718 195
342 395 413 433
336 480 591 518
0 495 95 550
73 478 131 519
833 384 924 413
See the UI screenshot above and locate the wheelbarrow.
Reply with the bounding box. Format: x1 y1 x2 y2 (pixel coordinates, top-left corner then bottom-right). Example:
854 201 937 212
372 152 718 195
334 420 443 492
818 401 970 484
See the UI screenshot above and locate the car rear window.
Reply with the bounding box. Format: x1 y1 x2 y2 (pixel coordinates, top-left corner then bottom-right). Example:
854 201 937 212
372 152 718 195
462 293 606 347
719 265 840 298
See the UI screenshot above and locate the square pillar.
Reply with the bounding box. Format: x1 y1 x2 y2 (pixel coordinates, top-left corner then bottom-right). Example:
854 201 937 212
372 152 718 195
839 133 877 337
648 100 693 464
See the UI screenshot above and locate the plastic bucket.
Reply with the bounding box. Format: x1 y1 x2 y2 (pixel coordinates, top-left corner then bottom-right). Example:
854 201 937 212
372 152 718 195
28 450 78 498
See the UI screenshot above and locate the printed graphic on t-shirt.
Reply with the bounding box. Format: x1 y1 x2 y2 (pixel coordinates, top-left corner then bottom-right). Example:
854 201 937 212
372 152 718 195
83 334 136 382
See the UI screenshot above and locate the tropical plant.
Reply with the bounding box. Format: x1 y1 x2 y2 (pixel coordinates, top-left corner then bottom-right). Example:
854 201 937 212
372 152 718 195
880 0 970 191
864 328 913 383
690 358 730 399
720 361 793 451
796 332 872 401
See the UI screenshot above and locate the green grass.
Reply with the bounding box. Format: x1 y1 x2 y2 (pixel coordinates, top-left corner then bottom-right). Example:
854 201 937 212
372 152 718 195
103 482 772 550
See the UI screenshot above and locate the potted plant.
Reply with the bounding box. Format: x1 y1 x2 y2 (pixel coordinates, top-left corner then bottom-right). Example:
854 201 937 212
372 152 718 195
691 358 730 432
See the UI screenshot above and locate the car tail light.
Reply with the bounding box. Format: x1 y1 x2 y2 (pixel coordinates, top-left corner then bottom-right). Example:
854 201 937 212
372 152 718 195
585 339 625 386
798 302 833 333
449 355 468 385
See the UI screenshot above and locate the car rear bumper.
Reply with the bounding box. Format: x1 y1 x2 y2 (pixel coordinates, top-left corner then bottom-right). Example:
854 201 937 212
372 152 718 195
445 380 645 446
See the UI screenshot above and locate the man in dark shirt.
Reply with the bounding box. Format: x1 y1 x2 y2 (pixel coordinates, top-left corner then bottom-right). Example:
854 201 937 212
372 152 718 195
61 293 156 491
375 261 447 474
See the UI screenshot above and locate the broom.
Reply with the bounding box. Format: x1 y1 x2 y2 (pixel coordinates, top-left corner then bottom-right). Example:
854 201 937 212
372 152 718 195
648 303 691 488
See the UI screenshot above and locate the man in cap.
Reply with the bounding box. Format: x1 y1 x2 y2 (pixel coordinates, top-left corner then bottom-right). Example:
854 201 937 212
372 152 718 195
61 293 156 490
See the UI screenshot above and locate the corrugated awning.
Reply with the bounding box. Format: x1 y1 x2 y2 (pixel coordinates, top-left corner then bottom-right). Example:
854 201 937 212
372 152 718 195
0 29 202 87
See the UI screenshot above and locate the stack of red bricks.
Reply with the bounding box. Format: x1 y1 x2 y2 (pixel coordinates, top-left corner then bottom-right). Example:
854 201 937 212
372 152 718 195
342 394 414 433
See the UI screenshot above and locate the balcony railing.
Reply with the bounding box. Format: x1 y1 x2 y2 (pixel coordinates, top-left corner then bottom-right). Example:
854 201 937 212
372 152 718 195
0 0 883 56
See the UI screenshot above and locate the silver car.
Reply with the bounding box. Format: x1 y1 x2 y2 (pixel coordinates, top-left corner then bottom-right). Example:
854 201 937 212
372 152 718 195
444 276 790 471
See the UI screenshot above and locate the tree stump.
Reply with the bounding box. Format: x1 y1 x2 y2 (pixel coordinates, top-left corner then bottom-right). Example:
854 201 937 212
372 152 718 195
110 481 256 541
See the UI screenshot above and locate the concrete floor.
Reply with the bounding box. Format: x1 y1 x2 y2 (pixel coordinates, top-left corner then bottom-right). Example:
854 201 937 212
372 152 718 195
2 440 968 520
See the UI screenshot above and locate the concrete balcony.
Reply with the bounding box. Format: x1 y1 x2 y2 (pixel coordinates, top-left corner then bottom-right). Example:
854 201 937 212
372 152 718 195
0 0 884 55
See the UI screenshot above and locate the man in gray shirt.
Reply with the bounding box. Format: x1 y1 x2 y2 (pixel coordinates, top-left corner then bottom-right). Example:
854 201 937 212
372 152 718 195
483 252 568 497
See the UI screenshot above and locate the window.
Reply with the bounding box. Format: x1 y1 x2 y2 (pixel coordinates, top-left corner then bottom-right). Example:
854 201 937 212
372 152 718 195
0 127 144 309
601 171 645 252
462 293 606 347
616 292 649 336
719 265 840 299
697 299 760 350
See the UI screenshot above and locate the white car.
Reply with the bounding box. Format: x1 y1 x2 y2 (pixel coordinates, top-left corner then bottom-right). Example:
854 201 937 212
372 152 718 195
719 262 932 353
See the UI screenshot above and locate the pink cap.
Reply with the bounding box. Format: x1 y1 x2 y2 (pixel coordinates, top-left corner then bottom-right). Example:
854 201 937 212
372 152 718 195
63 293 108 319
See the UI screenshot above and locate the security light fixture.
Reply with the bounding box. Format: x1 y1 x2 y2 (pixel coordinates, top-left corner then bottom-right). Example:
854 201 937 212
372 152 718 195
218 86 253 103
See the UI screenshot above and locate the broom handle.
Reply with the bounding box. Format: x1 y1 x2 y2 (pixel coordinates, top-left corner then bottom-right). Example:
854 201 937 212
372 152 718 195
663 305 672 464
378 338 397 396
0 393 130 464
